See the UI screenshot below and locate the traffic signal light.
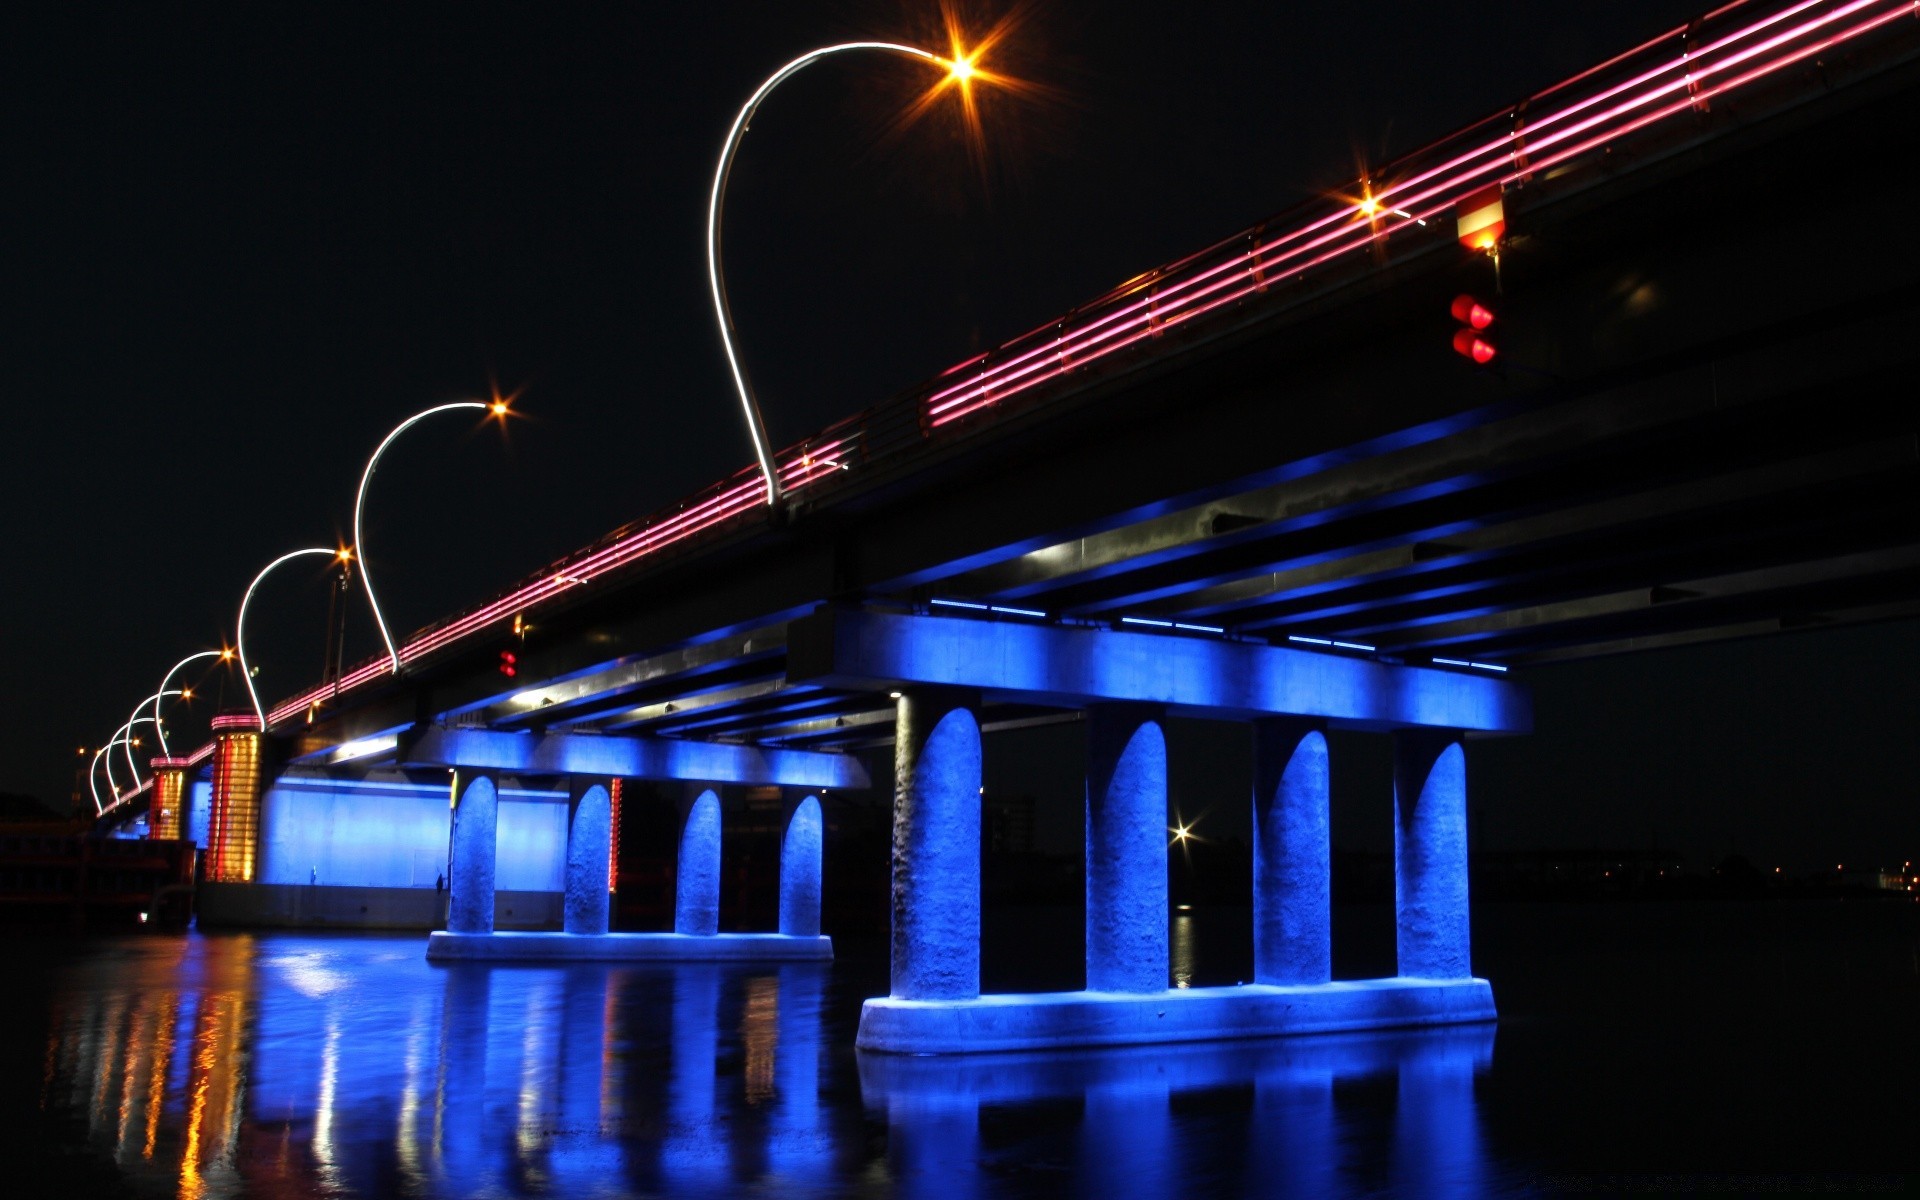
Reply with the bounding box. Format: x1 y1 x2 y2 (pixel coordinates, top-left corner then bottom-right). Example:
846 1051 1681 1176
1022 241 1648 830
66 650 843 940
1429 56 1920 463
1450 293 1497 365
498 650 517 679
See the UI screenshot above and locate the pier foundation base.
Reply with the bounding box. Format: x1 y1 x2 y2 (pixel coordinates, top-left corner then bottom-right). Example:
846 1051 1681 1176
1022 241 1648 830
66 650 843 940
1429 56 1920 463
855 976 1494 1055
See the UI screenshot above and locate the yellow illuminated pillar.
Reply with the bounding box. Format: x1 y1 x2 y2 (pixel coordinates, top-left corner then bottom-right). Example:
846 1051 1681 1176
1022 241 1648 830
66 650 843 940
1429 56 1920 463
148 757 190 840
206 712 263 883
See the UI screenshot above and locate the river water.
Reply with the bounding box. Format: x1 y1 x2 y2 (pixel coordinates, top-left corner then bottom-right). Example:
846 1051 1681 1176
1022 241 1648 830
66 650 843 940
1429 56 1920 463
2 900 1914 1197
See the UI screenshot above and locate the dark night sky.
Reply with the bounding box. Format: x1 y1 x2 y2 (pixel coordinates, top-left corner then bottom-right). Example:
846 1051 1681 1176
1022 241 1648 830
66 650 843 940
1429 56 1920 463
4 2 1912 870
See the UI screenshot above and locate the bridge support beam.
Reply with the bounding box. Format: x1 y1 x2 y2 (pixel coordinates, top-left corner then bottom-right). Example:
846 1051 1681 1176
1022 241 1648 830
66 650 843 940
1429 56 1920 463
1252 719 1331 985
563 778 612 936
1394 730 1472 979
780 795 824 938
1085 705 1167 993
891 689 981 1001
447 771 499 935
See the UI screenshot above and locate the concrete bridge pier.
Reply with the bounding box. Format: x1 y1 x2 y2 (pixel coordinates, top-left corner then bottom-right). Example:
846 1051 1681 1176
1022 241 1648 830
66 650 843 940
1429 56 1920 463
1085 705 1168 993
674 786 722 937
779 794 824 938
447 771 499 935
890 689 982 1001
1252 719 1331 986
835 610 1504 1054
1393 731 1472 980
425 727 847 962
563 778 612 936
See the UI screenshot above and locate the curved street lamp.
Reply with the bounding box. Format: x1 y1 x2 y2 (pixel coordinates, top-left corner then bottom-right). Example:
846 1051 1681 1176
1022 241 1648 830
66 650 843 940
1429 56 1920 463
100 722 132 798
128 689 181 758
87 744 112 813
118 714 160 797
353 401 506 674
707 41 979 506
152 649 227 755
237 548 347 728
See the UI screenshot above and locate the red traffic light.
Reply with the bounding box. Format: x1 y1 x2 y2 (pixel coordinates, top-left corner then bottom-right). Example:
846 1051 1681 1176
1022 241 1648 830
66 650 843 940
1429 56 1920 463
1452 328 1497 364
1449 294 1497 364
1449 294 1495 329
498 650 518 678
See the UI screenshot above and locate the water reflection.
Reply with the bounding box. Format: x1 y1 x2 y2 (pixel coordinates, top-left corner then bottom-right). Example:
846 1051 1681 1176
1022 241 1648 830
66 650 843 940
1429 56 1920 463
861 1024 1495 1199
34 932 1501 1197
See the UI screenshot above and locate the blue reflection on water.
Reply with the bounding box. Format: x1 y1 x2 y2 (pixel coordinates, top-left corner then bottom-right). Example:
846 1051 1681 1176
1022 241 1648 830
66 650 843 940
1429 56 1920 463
32 931 1499 1198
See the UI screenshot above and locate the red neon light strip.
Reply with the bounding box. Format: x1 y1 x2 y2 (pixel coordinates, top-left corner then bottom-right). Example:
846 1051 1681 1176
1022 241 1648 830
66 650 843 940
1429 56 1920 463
263 0 1911 730
266 441 851 726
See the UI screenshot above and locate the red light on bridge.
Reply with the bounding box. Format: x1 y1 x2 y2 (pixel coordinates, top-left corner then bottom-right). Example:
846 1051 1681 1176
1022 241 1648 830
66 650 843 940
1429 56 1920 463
1450 294 1494 330
1452 329 1497 364
1450 294 1497 364
498 650 518 679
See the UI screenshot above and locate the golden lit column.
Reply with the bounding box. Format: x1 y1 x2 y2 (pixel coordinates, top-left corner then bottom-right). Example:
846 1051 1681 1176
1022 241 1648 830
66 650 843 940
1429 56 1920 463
148 757 190 840
206 711 264 882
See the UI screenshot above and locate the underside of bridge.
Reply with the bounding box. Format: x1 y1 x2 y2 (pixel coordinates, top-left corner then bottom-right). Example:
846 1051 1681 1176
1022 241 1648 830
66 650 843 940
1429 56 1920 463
284 35 1920 758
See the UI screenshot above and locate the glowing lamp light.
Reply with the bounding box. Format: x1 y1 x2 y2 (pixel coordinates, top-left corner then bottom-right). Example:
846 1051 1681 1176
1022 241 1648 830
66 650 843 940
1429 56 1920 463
1455 183 1506 251
1449 293 1497 364
498 650 518 679
948 54 977 82
1452 329 1497 364
1450 294 1495 330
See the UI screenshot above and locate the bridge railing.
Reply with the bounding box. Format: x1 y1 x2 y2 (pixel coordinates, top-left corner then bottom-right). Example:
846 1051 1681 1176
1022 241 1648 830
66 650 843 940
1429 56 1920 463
266 0 1919 730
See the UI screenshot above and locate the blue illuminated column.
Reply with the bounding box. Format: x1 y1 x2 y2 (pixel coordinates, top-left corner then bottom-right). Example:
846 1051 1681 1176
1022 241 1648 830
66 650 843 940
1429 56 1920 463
1252 719 1332 985
447 772 499 935
780 794 824 937
892 689 981 1000
563 778 613 935
1085 705 1168 992
675 788 722 936
1393 731 1471 978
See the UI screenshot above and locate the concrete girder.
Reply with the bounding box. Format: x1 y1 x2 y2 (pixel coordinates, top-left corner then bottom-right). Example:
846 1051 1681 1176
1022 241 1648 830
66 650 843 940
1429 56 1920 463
397 727 869 789
787 608 1528 733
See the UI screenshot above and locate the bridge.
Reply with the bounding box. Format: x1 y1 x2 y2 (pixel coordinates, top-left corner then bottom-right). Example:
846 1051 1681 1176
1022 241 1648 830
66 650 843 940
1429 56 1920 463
109 0 1920 1053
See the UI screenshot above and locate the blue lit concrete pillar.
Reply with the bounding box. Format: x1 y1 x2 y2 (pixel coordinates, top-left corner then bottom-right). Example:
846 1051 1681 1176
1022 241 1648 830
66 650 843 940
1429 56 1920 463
447 772 499 935
1084 705 1167 993
780 794 824 937
1393 731 1471 979
564 779 612 935
675 788 722 936
1252 719 1331 985
892 689 981 1001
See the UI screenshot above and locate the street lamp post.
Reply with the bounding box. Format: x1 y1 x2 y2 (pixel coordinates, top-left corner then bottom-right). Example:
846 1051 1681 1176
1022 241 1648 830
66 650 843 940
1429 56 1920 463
118 715 160 796
152 650 226 755
237 548 347 728
352 401 505 674
87 744 113 813
707 41 978 507
127 690 181 760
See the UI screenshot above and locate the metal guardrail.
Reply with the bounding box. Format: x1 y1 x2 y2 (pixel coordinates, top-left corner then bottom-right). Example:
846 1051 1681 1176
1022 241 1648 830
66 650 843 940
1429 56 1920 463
266 0 1920 730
